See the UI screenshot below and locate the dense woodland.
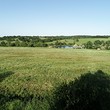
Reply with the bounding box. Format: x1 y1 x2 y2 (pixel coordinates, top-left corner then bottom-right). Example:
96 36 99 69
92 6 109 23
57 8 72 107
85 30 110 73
0 35 110 50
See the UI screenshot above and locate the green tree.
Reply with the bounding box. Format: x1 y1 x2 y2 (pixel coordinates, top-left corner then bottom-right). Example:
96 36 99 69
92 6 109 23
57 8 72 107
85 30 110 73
94 40 102 49
85 41 93 49
105 40 110 50
0 41 7 46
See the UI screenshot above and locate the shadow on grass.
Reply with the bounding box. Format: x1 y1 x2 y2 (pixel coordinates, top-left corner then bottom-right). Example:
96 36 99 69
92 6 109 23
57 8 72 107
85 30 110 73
0 71 48 109
51 70 110 110
0 71 14 82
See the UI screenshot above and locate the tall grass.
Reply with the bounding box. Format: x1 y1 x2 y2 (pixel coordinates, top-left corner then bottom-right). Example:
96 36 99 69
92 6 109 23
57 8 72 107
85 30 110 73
0 47 110 109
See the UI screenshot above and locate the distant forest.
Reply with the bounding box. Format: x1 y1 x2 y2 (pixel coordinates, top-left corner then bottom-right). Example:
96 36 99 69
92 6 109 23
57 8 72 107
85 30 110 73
0 35 110 50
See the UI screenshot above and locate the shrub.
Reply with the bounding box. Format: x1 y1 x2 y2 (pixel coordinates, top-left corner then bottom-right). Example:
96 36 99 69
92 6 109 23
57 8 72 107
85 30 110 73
52 70 110 110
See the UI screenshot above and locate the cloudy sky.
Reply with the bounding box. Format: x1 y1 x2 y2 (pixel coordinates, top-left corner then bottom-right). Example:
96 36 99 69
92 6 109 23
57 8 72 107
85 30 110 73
0 0 110 36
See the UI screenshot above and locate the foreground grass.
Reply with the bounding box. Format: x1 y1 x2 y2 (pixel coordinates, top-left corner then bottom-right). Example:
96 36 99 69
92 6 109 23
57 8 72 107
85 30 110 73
0 47 110 109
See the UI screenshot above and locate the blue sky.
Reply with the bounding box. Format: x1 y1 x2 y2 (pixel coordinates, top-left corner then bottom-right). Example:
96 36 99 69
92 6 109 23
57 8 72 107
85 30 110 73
0 0 110 36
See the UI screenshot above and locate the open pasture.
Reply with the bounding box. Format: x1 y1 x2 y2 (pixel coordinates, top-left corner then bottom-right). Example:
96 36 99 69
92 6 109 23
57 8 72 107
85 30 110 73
0 47 110 92
58 37 110 45
0 47 110 109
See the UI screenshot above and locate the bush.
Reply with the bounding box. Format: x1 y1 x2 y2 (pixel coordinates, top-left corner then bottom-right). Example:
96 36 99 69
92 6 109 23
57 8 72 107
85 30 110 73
52 70 110 110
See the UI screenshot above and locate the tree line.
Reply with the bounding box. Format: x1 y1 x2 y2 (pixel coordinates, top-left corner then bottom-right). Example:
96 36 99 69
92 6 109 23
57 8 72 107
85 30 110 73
0 36 68 47
0 36 110 50
84 40 110 50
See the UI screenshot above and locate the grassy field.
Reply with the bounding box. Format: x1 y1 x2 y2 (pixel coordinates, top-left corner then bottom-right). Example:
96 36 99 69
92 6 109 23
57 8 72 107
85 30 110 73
0 47 110 109
49 37 110 45
0 47 110 92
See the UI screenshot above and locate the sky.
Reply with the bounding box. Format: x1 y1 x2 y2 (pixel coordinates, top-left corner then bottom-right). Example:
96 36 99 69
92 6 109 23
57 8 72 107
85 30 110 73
0 0 110 36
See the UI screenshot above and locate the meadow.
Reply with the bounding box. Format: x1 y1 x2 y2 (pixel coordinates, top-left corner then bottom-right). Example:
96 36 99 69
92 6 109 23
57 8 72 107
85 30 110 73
47 37 110 45
0 47 110 109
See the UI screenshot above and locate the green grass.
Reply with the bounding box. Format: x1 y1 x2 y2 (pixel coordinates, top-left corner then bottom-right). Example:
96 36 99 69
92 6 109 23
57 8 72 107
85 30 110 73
0 47 110 109
51 37 110 45
0 47 110 91
77 37 110 44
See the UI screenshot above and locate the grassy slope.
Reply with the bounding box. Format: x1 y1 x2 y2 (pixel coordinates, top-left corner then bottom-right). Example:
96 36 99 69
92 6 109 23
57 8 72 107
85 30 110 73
77 37 110 44
48 37 110 45
0 47 110 95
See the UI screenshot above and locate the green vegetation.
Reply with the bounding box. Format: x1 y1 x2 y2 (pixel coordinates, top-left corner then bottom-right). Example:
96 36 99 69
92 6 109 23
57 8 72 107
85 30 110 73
0 36 110 50
0 47 110 109
52 70 110 110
